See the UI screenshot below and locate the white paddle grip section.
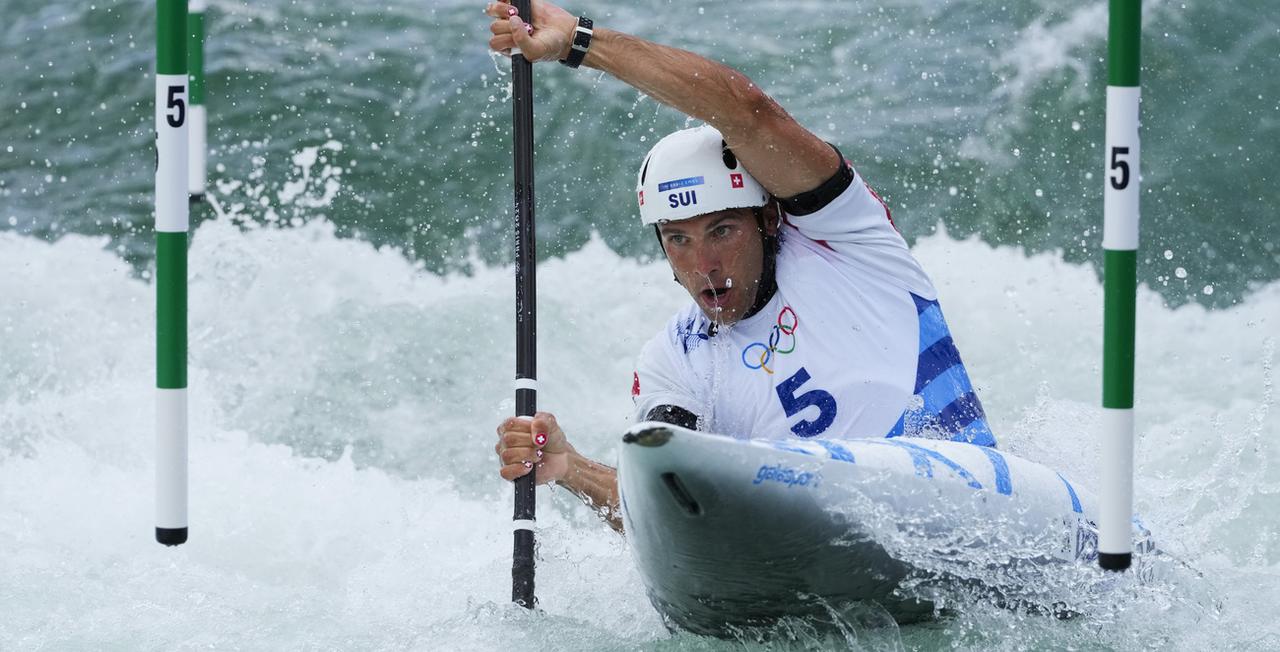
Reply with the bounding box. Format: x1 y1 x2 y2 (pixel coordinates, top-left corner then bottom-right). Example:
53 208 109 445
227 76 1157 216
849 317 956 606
155 75 189 232
188 105 206 195
1098 407 1135 555
513 377 538 392
156 388 189 529
512 519 536 532
1102 86 1140 251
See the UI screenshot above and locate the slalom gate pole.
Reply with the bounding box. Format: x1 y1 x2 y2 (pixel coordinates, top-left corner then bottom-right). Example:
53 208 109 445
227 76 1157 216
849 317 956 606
1099 0 1141 572
510 0 538 608
156 0 190 546
187 0 206 201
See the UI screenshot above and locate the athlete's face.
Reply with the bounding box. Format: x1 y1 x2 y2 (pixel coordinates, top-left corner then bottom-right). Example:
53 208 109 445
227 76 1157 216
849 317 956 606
657 207 777 325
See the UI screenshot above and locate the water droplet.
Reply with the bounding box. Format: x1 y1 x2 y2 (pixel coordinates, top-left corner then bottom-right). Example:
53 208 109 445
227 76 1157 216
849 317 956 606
1163 249 1173 260
1174 267 1187 279
1202 285 1214 295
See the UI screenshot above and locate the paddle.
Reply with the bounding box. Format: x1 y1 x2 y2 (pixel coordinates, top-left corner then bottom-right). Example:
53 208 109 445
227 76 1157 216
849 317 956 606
509 0 538 608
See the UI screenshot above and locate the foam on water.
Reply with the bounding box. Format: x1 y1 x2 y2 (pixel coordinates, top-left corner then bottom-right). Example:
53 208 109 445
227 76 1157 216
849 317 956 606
1 215 1275 649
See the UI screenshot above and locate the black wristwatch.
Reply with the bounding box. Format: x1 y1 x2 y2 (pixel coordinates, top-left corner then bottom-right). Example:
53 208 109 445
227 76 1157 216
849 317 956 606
559 16 593 69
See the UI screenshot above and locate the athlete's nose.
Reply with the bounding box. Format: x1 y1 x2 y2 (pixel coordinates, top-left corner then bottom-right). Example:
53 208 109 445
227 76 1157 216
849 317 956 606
691 238 721 279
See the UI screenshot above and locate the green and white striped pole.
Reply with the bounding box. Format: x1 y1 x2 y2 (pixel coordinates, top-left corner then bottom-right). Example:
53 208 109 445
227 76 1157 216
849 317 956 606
1099 0 1141 572
156 0 189 547
187 0 206 201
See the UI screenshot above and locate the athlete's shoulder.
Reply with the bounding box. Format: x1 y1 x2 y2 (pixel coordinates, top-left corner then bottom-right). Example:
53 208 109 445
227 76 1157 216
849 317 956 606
777 171 938 300
634 304 708 415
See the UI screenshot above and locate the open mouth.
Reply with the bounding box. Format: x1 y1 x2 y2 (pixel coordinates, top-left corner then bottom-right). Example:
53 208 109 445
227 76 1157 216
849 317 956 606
700 286 732 308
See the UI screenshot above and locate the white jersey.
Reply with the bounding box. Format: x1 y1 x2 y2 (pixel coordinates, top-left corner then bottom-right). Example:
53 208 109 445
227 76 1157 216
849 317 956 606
632 171 996 446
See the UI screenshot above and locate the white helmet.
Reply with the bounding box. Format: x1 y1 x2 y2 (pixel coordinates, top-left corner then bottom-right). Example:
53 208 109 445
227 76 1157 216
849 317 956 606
635 125 770 225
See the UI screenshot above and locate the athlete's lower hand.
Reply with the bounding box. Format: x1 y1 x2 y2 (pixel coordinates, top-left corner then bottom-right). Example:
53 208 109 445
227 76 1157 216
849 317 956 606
484 0 578 62
495 411 573 485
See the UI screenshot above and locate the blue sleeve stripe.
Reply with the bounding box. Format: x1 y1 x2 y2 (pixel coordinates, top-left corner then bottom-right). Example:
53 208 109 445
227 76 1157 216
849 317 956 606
817 440 856 463
888 440 983 489
934 391 988 434
917 304 950 353
885 292 998 448
910 292 936 314
979 447 1012 495
886 412 906 438
1057 472 1083 514
915 335 964 393
917 364 976 414
951 418 997 447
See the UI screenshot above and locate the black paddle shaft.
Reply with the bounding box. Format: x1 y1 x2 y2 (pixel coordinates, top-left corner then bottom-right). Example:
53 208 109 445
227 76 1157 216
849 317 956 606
510 0 537 610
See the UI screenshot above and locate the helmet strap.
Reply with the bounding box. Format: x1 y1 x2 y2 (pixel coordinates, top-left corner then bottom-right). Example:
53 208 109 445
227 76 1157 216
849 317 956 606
740 206 780 321
653 224 679 284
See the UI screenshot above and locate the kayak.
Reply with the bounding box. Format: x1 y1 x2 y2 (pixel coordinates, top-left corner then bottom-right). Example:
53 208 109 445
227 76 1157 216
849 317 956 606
617 421 1153 636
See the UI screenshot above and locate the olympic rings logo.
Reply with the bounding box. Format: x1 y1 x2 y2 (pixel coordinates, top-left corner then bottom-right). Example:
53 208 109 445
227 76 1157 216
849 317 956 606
741 306 799 374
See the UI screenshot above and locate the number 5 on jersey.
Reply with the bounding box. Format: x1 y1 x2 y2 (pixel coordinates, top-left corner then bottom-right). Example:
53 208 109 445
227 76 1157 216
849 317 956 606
776 367 837 437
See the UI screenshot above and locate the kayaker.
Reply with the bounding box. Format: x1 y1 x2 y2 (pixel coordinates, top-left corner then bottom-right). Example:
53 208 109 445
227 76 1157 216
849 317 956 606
486 0 993 532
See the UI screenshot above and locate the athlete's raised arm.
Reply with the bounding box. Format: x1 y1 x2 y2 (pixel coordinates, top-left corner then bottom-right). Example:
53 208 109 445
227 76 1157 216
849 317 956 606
483 0 840 199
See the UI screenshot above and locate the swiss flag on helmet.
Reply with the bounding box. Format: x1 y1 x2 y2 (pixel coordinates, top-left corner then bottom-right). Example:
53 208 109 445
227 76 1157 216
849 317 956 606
632 372 641 398
730 173 744 189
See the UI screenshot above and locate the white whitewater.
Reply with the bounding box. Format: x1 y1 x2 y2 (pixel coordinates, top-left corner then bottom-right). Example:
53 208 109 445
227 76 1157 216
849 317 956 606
0 214 1275 649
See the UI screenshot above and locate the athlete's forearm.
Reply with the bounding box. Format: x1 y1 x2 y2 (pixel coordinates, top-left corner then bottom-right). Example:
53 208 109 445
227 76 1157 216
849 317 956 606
580 28 838 198
583 29 767 141
557 450 624 533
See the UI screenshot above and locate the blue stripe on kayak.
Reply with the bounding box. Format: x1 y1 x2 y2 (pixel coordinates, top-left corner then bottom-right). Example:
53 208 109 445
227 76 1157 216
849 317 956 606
770 442 815 456
887 440 982 490
915 335 963 393
882 440 932 478
979 447 1012 495
817 440 856 463
1057 472 1083 514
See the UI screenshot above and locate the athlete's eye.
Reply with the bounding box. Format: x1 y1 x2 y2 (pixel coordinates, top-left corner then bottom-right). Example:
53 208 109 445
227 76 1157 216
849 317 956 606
667 233 688 246
713 224 733 238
